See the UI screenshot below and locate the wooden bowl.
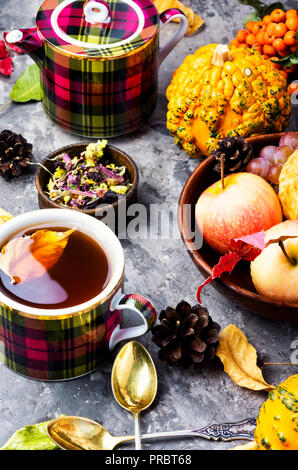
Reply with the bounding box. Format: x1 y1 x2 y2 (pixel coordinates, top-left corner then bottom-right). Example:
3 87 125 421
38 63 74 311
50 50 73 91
35 143 138 225
179 133 298 322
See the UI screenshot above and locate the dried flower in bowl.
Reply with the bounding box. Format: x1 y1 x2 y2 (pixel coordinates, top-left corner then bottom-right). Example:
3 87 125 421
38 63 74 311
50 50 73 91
46 140 132 210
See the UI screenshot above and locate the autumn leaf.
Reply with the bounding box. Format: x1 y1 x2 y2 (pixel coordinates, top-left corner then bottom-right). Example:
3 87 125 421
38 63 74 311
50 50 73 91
0 228 76 284
197 252 241 303
216 324 274 391
0 208 13 225
153 0 204 35
197 231 266 303
229 441 257 450
266 235 298 247
232 230 266 259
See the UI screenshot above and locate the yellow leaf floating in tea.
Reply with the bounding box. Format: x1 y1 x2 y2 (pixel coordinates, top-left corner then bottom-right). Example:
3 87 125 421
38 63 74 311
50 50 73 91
153 0 204 36
0 208 13 225
0 228 76 285
216 324 274 392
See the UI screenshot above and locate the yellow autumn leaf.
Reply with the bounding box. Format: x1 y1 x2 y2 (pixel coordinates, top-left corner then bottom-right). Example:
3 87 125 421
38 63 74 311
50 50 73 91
0 228 76 284
153 0 204 36
0 208 13 224
216 324 274 392
230 441 257 450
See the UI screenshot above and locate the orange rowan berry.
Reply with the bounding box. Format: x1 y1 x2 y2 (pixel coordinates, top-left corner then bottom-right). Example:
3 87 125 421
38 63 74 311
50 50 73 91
251 21 262 35
284 30 297 46
246 33 257 46
230 38 240 47
236 29 247 43
273 22 288 37
246 21 255 32
263 15 272 25
263 44 276 56
286 16 298 31
271 9 286 22
256 31 266 45
286 9 298 19
272 37 287 52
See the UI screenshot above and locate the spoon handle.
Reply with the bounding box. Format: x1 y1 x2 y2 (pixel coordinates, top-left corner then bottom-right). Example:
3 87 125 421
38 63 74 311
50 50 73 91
133 413 142 450
140 417 256 442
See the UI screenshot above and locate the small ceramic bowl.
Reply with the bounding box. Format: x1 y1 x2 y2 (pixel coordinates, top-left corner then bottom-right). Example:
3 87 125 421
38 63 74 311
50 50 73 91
179 132 298 323
35 143 139 223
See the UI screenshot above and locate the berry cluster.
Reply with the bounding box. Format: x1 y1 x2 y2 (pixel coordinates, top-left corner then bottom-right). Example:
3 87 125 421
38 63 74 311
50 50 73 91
230 8 298 80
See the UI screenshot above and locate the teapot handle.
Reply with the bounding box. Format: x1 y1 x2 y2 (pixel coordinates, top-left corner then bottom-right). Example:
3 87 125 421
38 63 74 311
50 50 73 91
159 9 188 66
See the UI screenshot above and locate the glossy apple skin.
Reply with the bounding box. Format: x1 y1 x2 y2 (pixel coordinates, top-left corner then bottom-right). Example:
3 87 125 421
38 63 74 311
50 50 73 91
195 172 283 255
251 220 298 303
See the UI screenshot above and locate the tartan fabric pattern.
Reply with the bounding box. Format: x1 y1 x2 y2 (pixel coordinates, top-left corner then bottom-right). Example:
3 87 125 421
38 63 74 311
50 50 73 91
41 34 158 137
0 290 156 380
37 0 159 58
0 300 121 380
17 28 45 69
118 293 157 329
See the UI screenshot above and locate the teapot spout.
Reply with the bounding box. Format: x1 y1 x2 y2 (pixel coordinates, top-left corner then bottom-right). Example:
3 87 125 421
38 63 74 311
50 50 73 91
5 28 44 69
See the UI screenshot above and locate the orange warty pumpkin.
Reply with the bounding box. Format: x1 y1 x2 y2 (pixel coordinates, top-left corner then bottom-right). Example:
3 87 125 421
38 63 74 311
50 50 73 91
166 44 291 157
254 374 298 450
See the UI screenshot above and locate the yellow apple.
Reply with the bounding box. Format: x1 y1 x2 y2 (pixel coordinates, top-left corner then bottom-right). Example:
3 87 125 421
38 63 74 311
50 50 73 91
251 220 298 303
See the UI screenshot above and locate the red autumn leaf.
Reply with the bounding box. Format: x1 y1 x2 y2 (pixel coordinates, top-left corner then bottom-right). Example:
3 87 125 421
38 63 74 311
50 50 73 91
0 57 13 76
0 40 9 59
197 252 241 303
230 230 266 261
197 230 267 303
3 32 24 55
234 231 266 251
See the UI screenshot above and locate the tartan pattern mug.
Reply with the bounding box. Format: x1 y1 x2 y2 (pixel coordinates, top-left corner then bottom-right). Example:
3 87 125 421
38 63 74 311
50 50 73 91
0 210 157 380
6 0 188 138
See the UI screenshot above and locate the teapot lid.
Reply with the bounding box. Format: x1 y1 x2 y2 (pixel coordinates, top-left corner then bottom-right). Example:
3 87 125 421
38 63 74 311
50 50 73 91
36 0 159 58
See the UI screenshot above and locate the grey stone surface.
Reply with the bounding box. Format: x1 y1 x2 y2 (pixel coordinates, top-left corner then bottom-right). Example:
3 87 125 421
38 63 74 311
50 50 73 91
0 0 297 451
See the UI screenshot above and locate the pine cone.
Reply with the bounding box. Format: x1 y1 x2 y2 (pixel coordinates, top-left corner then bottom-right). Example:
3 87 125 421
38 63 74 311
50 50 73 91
211 135 253 173
151 300 221 367
0 130 33 179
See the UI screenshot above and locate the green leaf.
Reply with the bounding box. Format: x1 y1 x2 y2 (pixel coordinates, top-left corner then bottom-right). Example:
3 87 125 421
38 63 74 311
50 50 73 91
1 419 59 450
272 56 291 66
295 29 298 41
10 64 42 103
237 0 264 9
263 2 285 16
244 12 261 25
237 0 285 17
274 48 298 67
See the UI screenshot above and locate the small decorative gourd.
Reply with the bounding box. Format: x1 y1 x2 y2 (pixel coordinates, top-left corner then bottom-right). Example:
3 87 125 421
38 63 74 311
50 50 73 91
166 44 291 157
254 374 298 450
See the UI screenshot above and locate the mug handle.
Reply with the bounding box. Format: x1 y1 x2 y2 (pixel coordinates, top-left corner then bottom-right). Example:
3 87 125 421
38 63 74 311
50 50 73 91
109 292 157 350
159 9 189 66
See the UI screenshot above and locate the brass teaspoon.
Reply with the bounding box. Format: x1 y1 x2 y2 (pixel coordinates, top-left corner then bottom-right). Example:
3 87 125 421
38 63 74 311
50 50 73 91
111 341 158 450
47 416 256 450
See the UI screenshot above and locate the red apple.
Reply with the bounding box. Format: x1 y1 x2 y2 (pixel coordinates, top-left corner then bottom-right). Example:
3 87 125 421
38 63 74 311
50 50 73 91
251 220 298 303
195 172 283 255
